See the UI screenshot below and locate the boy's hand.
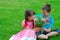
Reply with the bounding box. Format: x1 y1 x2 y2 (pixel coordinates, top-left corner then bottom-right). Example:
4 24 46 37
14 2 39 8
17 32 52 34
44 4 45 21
46 30 51 32
44 28 51 32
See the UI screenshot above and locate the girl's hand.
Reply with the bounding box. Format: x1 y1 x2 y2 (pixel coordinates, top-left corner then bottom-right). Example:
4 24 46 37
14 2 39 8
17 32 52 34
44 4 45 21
34 27 40 32
25 26 30 29
39 27 43 31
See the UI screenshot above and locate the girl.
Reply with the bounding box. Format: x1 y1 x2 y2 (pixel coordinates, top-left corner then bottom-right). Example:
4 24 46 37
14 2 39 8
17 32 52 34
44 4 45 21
9 10 37 40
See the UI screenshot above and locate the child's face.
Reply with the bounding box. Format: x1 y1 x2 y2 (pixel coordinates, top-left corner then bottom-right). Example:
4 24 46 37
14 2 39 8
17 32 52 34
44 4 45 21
42 10 49 16
28 15 34 21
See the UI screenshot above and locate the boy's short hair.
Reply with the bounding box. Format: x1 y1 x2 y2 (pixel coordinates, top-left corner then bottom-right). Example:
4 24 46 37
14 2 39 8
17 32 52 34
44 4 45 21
42 4 51 13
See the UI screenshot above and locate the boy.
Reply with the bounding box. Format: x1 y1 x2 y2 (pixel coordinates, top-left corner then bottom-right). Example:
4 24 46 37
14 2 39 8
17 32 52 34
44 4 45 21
35 4 60 40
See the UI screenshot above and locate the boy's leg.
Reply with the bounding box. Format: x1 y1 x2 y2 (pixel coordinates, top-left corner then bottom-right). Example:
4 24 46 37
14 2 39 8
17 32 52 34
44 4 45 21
36 31 49 39
37 29 60 40
36 31 41 40
36 31 48 40
36 31 41 36
42 31 49 35
46 31 58 36
38 34 48 39
36 31 53 40
46 29 60 37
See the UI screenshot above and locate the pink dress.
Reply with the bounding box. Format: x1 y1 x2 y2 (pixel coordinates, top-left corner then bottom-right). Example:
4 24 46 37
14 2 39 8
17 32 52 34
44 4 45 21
9 21 36 40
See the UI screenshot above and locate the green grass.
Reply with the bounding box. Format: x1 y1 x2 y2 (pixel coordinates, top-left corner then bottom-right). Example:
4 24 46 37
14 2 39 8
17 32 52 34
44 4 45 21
0 0 60 40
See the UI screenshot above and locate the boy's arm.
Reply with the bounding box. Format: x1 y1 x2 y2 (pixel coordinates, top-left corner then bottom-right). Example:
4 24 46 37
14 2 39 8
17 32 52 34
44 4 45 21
44 17 54 32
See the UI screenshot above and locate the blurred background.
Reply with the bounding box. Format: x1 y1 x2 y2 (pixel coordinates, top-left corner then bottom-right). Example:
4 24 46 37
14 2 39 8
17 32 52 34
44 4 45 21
0 0 60 40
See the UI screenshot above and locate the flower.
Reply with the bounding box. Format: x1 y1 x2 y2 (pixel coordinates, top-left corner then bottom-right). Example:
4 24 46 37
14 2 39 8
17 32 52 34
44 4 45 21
36 16 48 27
42 18 48 22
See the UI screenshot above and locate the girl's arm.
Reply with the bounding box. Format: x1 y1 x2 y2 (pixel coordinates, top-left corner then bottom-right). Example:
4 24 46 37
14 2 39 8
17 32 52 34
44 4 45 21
22 20 30 29
22 20 25 28
33 19 40 31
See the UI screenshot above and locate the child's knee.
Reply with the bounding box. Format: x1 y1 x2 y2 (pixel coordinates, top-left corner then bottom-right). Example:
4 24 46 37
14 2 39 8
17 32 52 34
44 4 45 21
38 34 48 39
36 32 41 36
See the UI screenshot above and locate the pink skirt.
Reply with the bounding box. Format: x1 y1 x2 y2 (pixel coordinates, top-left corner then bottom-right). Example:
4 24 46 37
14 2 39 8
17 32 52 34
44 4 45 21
9 29 37 40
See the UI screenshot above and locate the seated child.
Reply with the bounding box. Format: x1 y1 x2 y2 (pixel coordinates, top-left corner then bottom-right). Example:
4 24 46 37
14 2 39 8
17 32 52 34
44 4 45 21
9 10 37 40
35 4 60 39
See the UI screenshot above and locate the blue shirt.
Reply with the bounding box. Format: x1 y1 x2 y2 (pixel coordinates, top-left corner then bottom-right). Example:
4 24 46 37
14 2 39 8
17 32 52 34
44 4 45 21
34 14 54 29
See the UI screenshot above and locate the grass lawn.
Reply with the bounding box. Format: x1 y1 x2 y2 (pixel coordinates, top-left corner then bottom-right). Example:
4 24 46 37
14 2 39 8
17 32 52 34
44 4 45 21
0 0 60 40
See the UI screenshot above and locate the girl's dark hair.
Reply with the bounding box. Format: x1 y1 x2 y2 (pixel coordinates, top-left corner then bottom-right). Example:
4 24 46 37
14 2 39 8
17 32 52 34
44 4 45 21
25 10 35 28
42 4 51 12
